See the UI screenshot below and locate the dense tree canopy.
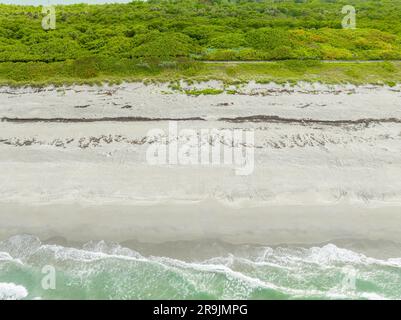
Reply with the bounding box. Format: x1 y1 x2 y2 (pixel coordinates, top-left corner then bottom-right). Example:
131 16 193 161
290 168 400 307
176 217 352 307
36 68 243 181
0 0 401 62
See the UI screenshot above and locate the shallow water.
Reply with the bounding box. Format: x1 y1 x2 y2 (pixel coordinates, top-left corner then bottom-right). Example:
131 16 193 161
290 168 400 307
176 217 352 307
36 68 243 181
1 235 400 300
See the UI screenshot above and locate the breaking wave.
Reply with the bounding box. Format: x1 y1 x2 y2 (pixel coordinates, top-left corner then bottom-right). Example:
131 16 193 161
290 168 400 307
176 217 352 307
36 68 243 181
0 235 400 300
0 282 28 300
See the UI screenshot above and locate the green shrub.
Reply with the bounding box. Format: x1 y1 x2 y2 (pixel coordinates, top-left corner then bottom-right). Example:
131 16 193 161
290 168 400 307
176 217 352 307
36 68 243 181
208 33 246 49
71 57 100 78
1 0 401 64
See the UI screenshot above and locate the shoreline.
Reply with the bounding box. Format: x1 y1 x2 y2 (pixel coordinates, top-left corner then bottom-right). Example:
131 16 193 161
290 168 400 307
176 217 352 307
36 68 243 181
2 202 401 257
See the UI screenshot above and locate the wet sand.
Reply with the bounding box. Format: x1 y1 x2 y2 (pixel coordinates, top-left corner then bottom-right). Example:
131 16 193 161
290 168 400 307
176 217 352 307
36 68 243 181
2 202 401 246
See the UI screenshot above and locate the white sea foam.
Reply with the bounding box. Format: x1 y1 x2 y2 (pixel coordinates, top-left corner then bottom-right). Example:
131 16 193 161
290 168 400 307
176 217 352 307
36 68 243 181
0 283 28 300
1 235 400 299
0 252 14 261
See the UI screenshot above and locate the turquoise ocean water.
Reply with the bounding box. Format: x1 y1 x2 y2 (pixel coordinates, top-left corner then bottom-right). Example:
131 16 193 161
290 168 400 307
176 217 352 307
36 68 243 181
1 235 401 300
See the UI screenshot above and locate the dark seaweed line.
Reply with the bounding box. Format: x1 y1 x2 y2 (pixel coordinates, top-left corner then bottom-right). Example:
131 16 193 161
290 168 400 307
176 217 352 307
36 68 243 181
0 117 206 123
1 115 401 125
218 115 401 125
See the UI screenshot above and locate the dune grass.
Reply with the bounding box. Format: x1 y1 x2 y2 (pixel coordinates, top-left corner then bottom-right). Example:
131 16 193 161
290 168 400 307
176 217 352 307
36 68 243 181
0 59 401 87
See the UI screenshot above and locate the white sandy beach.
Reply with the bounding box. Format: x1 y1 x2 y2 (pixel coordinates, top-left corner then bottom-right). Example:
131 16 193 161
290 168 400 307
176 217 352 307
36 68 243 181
1 82 401 250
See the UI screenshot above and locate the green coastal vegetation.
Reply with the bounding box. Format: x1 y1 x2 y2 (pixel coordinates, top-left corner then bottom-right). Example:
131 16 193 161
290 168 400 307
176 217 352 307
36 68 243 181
1 0 401 86
1 59 401 87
